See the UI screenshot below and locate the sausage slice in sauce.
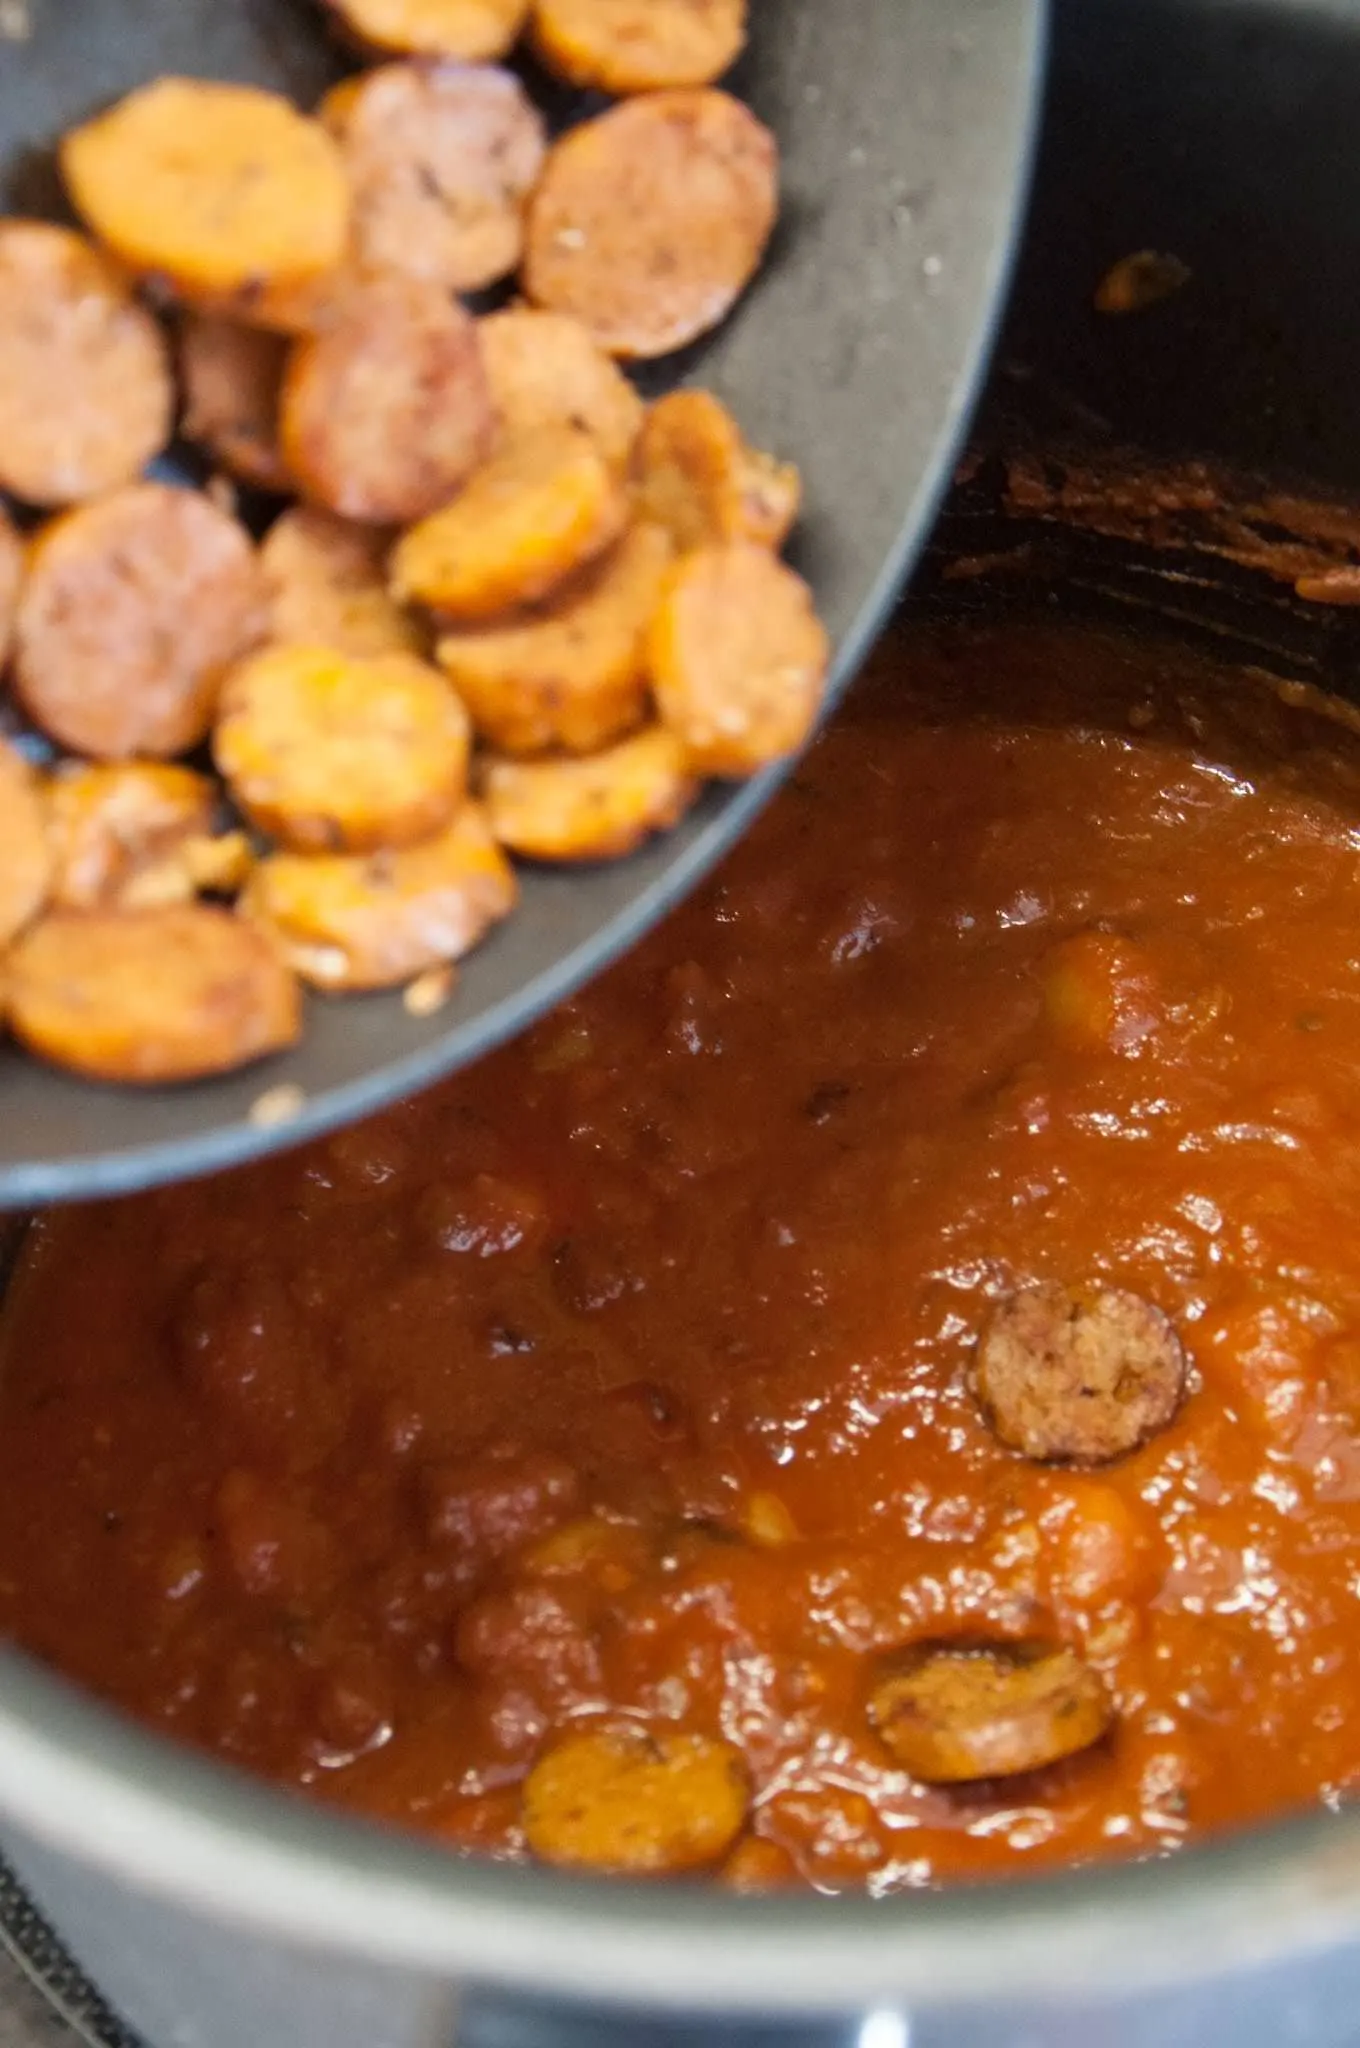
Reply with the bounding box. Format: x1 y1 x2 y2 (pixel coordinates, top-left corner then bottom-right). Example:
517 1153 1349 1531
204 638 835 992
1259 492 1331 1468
869 1641 1112 1784
523 1727 749 1873
976 1281 1187 1465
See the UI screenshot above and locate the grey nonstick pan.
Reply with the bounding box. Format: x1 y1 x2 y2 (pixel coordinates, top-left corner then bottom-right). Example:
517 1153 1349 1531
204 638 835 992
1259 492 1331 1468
0 0 1046 1207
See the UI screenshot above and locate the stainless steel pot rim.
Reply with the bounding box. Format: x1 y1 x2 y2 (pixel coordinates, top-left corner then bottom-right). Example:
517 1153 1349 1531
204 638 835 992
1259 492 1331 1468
0 1644 1352 2015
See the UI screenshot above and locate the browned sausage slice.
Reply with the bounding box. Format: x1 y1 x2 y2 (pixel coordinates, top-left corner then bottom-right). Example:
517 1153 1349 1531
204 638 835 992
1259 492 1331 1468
280 276 493 524
46 763 218 911
635 388 800 552
62 79 350 301
0 221 173 506
522 90 778 359
179 315 292 493
869 1641 1112 1784
7 906 301 1083
976 1281 1187 1465
322 0 529 60
15 485 267 761
0 504 23 669
523 1727 748 1873
334 62 546 295
479 307 643 474
241 802 515 989
0 741 52 949
215 645 471 853
261 508 422 659
647 542 828 777
530 0 747 93
482 725 695 861
437 521 672 754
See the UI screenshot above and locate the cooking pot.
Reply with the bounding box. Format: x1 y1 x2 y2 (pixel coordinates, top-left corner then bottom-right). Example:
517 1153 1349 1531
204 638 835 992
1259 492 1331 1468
10 2 1360 2044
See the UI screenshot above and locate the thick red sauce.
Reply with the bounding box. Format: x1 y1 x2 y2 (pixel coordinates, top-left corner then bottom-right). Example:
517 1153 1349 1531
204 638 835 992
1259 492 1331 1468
6 617 1360 1891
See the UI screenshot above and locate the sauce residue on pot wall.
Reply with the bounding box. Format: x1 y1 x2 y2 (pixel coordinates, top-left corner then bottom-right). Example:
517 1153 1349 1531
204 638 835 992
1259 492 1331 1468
6 617 1360 1891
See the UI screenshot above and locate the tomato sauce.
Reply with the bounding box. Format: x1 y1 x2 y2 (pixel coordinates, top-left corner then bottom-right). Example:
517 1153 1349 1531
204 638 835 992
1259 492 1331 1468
7 615 1360 1892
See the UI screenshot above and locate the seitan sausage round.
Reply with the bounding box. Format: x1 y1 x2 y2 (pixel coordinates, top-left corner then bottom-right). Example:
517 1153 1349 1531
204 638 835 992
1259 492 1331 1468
261 508 421 660
280 275 493 524
0 221 173 506
976 1281 1187 1465
869 1640 1113 1784
179 315 291 493
482 724 695 862
529 0 747 94
322 0 530 61
522 1726 748 1873
635 388 800 552
15 484 267 761
6 905 301 1083
334 62 546 296
523 89 778 360
479 307 642 475
46 763 219 912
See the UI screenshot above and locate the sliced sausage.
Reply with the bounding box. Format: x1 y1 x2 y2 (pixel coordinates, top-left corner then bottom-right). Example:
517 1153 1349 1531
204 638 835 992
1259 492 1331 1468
179 315 292 493
530 0 747 93
0 740 52 949
261 507 422 660
322 0 530 60
0 504 23 668
523 90 778 359
522 1727 748 1873
334 62 546 295
437 520 672 754
390 423 627 621
280 275 493 524
479 307 642 475
635 388 800 552
0 221 172 506
647 542 828 777
216 645 470 854
976 1281 1187 1465
15 484 267 761
7 906 301 1083
869 1641 1113 1784
46 763 218 911
482 725 695 862
62 78 350 300
241 801 516 990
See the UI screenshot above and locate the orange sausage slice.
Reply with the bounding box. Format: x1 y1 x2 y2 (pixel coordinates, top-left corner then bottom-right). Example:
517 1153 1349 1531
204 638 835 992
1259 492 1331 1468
635 389 800 552
261 508 422 660
335 62 546 295
215 645 471 853
0 503 23 669
62 79 350 299
437 521 672 754
0 221 173 506
322 0 530 60
530 0 747 93
46 763 219 912
869 1642 1113 1784
482 725 695 861
523 1728 748 1874
281 276 493 524
7 906 301 1083
647 542 828 776
390 424 626 622
180 315 292 493
0 741 52 949
15 485 267 761
241 802 516 990
523 90 777 359
479 307 642 474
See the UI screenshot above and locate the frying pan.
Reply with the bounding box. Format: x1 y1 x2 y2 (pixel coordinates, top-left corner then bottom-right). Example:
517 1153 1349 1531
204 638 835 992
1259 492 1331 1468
0 0 1046 1208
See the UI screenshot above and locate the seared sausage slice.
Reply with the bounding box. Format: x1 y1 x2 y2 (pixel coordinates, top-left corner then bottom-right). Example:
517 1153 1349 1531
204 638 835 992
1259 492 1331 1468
62 79 349 300
281 276 493 524
0 741 52 949
46 764 218 911
215 645 470 853
0 503 23 668
530 0 747 93
976 1281 1187 1465
334 62 546 295
15 485 267 761
437 521 672 755
261 508 422 660
523 89 777 360
869 1641 1113 1784
523 1727 748 1873
7 906 301 1083
635 389 800 552
0 221 172 506
480 308 643 475
647 542 828 777
241 802 515 990
179 315 292 493
322 0 530 60
482 725 695 861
